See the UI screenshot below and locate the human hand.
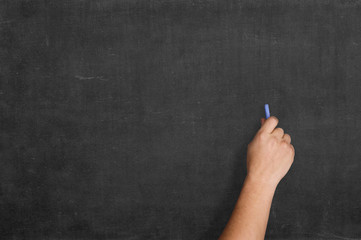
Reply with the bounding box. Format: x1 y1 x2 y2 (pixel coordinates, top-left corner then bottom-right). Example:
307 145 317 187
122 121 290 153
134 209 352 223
246 116 295 188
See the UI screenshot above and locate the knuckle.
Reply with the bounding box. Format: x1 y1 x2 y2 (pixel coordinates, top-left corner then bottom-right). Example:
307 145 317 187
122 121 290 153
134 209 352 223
270 136 278 145
287 144 294 154
290 144 295 154
259 131 268 140
284 134 291 142
280 141 289 148
271 116 279 125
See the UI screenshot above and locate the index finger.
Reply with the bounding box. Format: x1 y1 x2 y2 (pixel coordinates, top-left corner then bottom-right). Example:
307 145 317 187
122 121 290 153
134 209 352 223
259 116 279 134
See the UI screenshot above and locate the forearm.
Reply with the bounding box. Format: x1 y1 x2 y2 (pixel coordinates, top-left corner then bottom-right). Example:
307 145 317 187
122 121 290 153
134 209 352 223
219 116 295 239
219 176 277 240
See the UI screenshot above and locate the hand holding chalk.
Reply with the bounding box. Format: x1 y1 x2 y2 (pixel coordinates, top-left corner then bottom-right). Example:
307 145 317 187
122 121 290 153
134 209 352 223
219 107 295 239
246 108 295 188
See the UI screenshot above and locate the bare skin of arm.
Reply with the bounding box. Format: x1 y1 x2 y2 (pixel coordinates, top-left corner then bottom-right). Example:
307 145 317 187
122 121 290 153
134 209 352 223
219 116 295 240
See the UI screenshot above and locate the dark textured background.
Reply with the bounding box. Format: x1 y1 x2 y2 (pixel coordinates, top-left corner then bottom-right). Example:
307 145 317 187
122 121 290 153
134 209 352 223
1 0 361 239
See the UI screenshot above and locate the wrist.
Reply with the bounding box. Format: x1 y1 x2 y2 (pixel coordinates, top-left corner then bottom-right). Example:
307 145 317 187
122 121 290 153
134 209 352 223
244 174 278 193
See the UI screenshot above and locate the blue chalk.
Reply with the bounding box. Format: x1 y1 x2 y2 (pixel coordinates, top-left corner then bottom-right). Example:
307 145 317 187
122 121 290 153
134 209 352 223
264 104 270 119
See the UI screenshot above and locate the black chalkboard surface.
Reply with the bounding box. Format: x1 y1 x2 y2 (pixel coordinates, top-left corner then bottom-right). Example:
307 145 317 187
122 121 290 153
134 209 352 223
2 1 361 239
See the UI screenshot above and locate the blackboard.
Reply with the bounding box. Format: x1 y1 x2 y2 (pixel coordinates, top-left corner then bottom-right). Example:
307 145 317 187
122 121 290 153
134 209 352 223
1 0 361 239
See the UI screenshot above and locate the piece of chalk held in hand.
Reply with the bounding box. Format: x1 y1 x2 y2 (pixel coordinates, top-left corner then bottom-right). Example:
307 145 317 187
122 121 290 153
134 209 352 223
264 104 270 119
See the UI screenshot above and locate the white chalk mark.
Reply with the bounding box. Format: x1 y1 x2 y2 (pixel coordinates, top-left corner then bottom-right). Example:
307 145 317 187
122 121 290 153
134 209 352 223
75 75 95 80
75 75 108 81
0 20 13 25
